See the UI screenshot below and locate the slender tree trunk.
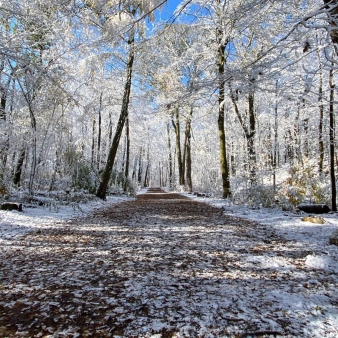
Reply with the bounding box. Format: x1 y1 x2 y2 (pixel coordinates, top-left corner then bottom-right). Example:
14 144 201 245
229 79 258 185
295 102 301 164
138 147 142 185
143 163 149 188
13 147 26 186
167 121 173 188
248 91 256 183
108 111 113 144
329 67 337 211
143 144 150 188
273 82 278 191
185 107 193 193
124 116 130 191
172 106 185 186
91 118 96 165
0 59 11 121
96 33 135 199
27 104 37 196
132 157 137 181
97 92 102 170
318 51 324 173
0 73 11 167
217 32 231 198
304 118 309 158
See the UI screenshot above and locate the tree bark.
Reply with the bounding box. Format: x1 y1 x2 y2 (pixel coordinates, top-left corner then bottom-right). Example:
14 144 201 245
218 42 230 197
318 50 324 173
295 102 302 164
248 90 256 183
137 147 142 185
143 143 150 188
0 58 11 121
167 121 173 188
27 103 37 196
329 67 337 211
97 92 102 170
91 118 96 166
143 163 149 187
273 81 278 191
185 107 193 193
229 80 256 185
172 106 185 186
13 148 26 186
96 33 135 199
0 64 12 168
124 116 130 191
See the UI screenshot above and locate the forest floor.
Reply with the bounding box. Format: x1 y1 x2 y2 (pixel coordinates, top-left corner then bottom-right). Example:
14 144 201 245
0 189 338 337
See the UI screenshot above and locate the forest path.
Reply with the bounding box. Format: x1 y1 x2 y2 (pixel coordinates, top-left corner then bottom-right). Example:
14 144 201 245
0 189 337 337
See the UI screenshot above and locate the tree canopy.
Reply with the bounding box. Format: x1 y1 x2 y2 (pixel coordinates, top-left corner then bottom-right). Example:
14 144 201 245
1 0 338 208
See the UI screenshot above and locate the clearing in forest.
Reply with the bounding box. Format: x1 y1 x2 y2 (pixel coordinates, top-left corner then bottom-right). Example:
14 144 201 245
0 189 337 337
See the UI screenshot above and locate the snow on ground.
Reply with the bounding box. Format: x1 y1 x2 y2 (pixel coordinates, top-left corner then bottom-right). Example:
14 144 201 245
184 194 338 335
0 195 133 241
186 193 338 256
1 191 338 337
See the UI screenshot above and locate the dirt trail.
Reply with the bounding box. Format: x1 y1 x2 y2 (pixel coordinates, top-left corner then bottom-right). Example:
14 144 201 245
0 189 337 337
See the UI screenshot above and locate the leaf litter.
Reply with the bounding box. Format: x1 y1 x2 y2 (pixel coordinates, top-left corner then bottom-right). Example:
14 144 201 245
0 191 337 337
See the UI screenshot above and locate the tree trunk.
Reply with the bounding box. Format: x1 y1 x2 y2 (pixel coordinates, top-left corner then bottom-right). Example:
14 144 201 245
329 67 337 211
124 116 130 191
318 50 324 173
172 106 185 186
217 26 231 198
13 147 26 186
91 118 96 165
167 121 173 188
0 59 11 121
273 82 278 191
229 80 257 185
143 163 149 187
108 111 113 144
138 147 142 185
0 69 12 167
143 144 150 188
248 91 256 183
28 105 37 196
97 92 102 170
185 107 193 193
295 102 302 164
96 33 135 199
132 157 137 181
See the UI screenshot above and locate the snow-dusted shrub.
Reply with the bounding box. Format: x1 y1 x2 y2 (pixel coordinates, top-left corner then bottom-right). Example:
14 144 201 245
0 168 9 200
109 170 136 196
231 175 275 207
73 161 99 194
277 161 331 207
247 184 276 207
64 146 99 194
0 175 7 197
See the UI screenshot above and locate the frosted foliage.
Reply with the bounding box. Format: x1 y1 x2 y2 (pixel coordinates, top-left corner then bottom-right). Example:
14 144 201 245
87 0 165 16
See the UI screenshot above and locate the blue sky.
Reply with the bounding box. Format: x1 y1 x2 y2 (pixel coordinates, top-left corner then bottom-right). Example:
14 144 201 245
156 0 184 20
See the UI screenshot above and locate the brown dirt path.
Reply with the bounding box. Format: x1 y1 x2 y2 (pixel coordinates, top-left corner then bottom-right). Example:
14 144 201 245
0 189 333 337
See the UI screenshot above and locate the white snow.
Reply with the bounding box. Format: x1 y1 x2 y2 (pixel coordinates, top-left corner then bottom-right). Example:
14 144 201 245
0 195 132 241
1 192 338 337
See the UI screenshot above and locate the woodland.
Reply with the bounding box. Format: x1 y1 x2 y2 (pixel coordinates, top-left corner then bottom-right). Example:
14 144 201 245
1 0 338 208
1 2 338 337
